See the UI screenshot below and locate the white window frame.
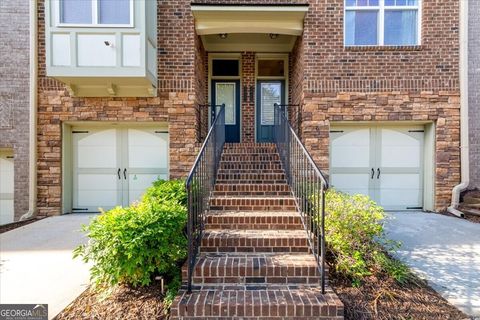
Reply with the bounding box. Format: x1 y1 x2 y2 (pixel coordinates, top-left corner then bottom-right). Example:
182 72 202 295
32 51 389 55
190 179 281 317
55 0 134 28
344 0 422 46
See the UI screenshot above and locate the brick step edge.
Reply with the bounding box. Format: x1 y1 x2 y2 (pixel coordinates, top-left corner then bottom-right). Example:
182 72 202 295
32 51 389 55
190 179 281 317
170 287 344 319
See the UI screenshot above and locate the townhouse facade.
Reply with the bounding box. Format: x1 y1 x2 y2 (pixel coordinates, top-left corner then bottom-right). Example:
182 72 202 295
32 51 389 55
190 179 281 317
0 0 31 224
36 0 461 217
0 0 467 223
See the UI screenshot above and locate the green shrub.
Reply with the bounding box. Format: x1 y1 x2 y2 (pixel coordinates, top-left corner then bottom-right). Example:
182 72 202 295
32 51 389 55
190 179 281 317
74 179 188 287
324 189 408 286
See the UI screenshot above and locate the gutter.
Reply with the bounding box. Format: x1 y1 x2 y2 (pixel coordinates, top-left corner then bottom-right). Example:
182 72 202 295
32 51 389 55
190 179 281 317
447 0 469 218
20 0 38 221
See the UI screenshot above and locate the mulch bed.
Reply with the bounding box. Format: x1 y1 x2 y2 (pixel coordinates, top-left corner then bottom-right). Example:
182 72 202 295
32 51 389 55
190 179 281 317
0 218 44 234
464 214 480 224
54 283 167 320
330 270 471 320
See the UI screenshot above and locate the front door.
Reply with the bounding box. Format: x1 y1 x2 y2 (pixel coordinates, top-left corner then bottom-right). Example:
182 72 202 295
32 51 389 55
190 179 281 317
256 81 285 142
72 127 169 213
212 80 240 143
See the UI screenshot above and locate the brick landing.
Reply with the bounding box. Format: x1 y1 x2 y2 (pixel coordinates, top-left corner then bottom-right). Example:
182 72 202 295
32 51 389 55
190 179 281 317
171 143 344 319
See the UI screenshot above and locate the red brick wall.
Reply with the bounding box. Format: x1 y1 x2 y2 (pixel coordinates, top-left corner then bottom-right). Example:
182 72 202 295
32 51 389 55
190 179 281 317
241 53 256 143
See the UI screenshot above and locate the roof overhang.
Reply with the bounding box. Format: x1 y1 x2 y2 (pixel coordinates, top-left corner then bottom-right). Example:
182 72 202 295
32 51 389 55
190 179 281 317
191 4 309 36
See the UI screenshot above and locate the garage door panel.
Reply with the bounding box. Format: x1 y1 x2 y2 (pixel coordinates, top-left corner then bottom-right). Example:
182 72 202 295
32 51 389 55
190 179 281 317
330 125 424 211
0 200 14 225
72 127 169 212
128 173 168 204
75 129 117 168
76 174 120 208
331 173 372 197
128 130 168 169
331 129 371 168
0 151 14 224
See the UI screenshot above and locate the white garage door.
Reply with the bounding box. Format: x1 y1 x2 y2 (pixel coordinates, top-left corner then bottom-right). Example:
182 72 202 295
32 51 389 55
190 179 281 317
0 150 14 224
330 126 424 210
72 127 168 213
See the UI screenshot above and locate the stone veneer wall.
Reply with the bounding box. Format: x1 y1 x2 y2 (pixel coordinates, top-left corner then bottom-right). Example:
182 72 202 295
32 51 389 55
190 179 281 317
36 0 202 216
0 0 30 221
469 0 480 189
301 92 460 211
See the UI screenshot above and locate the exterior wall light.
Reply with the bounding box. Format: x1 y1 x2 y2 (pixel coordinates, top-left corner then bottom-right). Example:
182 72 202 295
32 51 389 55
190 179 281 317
269 33 279 39
219 33 228 39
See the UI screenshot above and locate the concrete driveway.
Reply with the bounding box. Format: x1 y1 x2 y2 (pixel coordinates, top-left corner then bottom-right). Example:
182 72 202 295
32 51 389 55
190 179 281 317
385 212 480 317
0 214 96 319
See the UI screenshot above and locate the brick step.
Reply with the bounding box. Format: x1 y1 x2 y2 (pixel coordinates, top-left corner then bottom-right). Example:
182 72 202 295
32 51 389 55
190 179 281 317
171 285 343 319
214 183 290 195
222 147 278 154
219 162 283 170
460 203 480 209
459 205 480 216
209 196 296 211
191 253 321 285
215 179 288 185
200 229 309 253
221 154 280 162
224 142 276 149
205 211 302 230
217 169 285 175
216 173 286 182
462 197 480 205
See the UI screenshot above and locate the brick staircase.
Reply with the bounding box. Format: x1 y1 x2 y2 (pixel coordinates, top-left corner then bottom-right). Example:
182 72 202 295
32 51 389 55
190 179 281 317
171 143 344 319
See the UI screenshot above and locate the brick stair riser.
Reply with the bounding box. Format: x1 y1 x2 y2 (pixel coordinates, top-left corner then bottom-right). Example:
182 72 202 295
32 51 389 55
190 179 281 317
171 289 343 319
205 215 303 230
209 204 297 212
221 154 281 162
217 169 285 175
222 148 278 154
213 184 291 197
200 239 309 254
219 162 283 170
216 173 285 181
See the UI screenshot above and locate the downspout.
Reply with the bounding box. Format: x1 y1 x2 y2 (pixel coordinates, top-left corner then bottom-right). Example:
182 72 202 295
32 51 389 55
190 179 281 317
20 0 38 220
447 0 469 218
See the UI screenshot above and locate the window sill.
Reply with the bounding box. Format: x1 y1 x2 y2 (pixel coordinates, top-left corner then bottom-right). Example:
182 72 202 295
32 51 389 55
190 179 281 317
344 45 423 52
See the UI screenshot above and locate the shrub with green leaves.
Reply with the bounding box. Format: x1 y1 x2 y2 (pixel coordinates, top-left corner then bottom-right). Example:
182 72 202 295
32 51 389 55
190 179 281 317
74 179 187 287
324 189 410 286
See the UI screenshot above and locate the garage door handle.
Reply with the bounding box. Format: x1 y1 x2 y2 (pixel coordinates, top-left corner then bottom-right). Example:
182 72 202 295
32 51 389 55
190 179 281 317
371 168 374 179
117 168 121 179
123 168 127 180
377 168 381 179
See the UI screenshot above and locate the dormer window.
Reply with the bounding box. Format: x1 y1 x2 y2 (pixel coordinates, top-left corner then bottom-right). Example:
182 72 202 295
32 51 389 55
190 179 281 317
57 0 133 27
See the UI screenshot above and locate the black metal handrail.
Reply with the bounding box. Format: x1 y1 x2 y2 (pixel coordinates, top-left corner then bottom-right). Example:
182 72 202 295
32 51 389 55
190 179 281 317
273 103 328 294
185 104 225 293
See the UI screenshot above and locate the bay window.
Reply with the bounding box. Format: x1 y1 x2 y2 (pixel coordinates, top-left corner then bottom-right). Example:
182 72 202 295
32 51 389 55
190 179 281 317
58 0 133 26
345 0 421 46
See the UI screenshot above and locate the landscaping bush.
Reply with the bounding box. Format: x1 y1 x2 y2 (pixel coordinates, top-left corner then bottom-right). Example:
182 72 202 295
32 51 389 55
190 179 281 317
324 189 410 286
74 179 188 287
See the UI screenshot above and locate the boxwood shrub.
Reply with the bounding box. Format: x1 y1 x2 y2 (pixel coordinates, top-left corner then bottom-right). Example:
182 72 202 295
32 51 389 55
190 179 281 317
74 179 187 287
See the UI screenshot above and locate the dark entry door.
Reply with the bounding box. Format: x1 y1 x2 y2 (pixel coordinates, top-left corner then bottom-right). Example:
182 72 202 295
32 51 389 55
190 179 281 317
256 80 285 142
212 80 240 143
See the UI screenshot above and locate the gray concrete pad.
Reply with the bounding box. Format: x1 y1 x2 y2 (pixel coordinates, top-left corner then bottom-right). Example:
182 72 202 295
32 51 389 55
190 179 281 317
384 211 480 317
0 214 96 319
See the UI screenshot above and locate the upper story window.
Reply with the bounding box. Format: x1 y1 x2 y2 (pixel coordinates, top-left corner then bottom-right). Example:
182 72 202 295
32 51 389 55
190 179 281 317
58 0 132 26
345 0 421 46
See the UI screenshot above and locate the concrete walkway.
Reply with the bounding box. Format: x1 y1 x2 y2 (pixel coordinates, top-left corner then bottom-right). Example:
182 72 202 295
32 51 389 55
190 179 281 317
385 212 480 317
0 214 96 319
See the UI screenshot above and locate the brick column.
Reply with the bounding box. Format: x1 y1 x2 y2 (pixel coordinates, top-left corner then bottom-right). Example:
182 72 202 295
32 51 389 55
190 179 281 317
241 52 255 143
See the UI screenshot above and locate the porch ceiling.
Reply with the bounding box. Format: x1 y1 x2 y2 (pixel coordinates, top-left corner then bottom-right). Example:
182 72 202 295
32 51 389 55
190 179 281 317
201 33 297 52
191 5 308 36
